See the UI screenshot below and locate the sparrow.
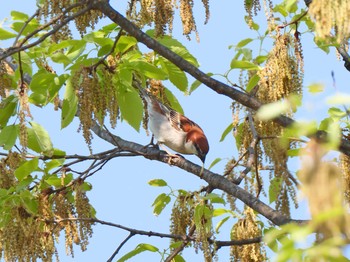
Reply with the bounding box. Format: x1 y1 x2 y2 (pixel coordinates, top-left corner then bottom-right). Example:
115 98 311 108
136 83 209 163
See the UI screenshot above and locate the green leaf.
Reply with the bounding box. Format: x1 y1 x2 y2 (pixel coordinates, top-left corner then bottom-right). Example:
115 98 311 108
220 123 234 142
148 179 167 187
215 216 230 233
0 125 18 150
11 21 39 36
159 59 188 92
204 193 226 204
14 158 39 181
328 107 346 119
189 73 213 94
51 52 71 66
287 148 300 157
230 60 260 70
256 100 290 120
319 117 332 131
255 55 268 64
236 38 253 48
246 74 260 92
208 157 222 170
0 28 17 40
129 60 167 80
327 93 350 105
269 177 282 204
147 31 199 67
22 194 38 215
30 70 56 94
11 11 29 21
116 35 138 53
45 175 62 187
173 254 186 262
163 88 184 115
27 122 54 155
44 159 65 172
213 208 236 217
234 122 244 150
308 83 324 93
61 78 78 128
152 193 171 216
0 95 18 128
117 85 143 131
117 243 159 262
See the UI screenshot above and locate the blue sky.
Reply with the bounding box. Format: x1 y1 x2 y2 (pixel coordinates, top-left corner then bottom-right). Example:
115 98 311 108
1 1 350 261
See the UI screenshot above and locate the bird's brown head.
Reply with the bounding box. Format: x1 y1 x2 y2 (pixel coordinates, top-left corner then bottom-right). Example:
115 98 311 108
187 128 209 163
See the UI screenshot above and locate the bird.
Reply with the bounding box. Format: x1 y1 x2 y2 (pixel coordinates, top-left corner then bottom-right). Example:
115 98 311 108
135 82 209 163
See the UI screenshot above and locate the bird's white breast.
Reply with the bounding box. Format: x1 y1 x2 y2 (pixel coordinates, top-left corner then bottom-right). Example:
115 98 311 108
148 107 196 154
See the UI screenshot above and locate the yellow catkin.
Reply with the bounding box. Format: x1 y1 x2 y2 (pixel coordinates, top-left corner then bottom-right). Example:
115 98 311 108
231 207 265 261
309 0 350 43
300 140 350 239
39 0 103 40
127 0 209 40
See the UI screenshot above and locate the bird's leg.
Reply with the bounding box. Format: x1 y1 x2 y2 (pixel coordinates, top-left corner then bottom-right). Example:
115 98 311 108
143 135 159 149
158 143 181 165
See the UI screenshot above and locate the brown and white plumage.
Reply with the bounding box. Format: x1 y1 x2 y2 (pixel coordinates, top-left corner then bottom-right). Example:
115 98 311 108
137 86 209 163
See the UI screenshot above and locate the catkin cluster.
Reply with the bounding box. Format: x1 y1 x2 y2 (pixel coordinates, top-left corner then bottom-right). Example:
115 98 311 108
231 208 265 261
39 0 104 40
127 0 210 40
309 0 350 43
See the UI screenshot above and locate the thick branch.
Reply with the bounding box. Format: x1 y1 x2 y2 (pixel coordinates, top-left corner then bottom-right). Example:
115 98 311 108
92 124 307 226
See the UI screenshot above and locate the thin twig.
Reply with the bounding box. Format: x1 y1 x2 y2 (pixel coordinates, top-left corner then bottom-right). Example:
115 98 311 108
0 3 91 60
107 232 135 262
12 9 40 46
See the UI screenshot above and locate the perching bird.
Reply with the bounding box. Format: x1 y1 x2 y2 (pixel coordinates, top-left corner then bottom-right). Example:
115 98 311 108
136 83 209 163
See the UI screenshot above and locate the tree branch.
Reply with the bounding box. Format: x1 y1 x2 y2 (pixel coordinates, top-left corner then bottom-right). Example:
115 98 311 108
94 1 350 157
91 124 307 226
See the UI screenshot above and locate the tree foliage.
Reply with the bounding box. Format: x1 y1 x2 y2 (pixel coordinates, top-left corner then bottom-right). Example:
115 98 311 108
1 0 350 261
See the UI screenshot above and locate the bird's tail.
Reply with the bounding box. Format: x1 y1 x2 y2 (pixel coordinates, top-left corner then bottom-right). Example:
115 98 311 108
133 78 152 101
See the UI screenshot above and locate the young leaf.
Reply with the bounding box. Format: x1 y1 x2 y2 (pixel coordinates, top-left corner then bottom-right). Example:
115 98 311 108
0 28 17 40
129 60 167 80
27 122 54 155
220 123 234 142
11 11 29 21
152 193 171 216
208 157 222 170
327 93 350 105
236 38 253 48
246 74 260 92
23 196 39 214
61 78 78 129
189 72 213 94
148 179 168 187
256 100 290 120
204 193 226 204
269 177 282 204
215 216 230 233
0 125 18 150
117 243 159 262
230 60 260 70
14 158 39 181
308 83 324 93
0 95 18 128
159 59 188 92
117 85 143 131
163 88 184 114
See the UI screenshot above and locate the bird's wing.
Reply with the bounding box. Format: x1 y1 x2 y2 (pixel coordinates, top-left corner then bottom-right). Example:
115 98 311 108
169 110 201 133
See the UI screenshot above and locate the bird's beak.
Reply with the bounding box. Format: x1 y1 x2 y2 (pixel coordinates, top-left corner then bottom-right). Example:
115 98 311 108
199 154 206 163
